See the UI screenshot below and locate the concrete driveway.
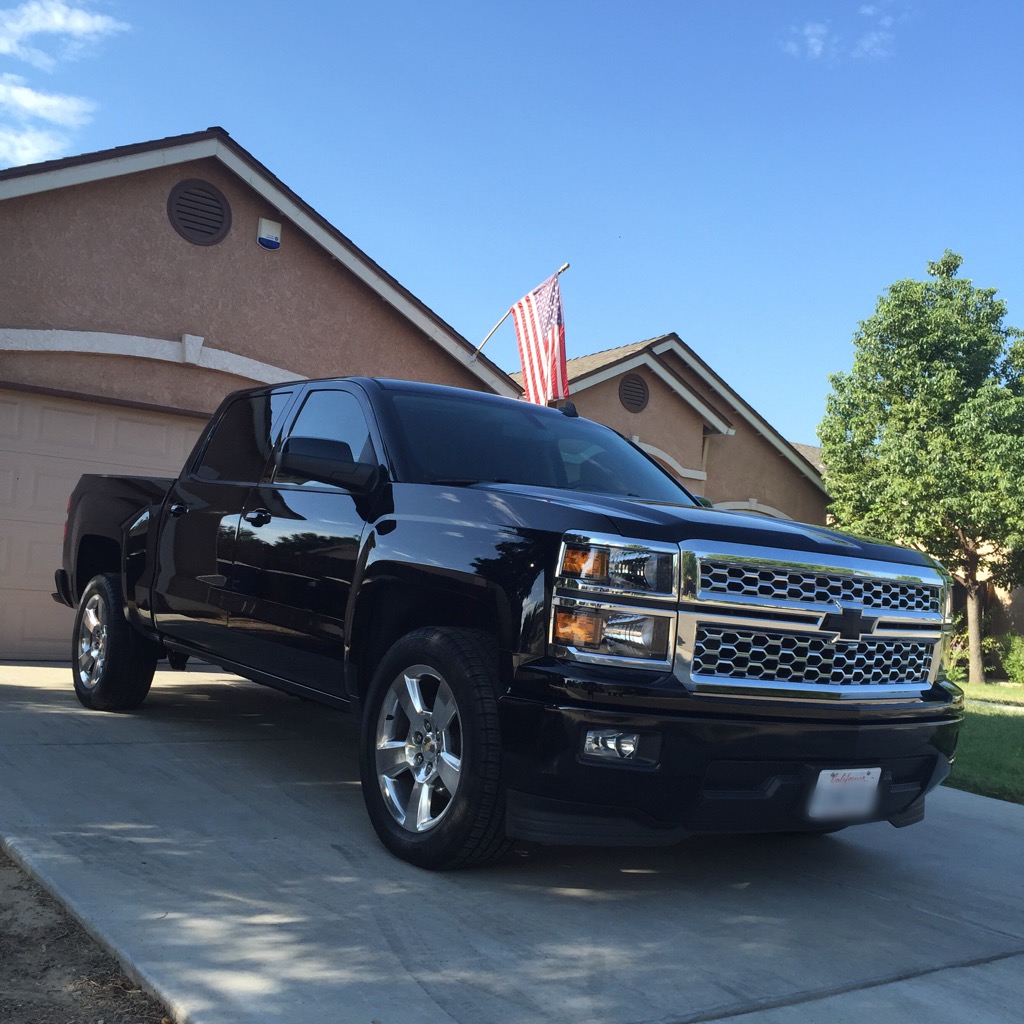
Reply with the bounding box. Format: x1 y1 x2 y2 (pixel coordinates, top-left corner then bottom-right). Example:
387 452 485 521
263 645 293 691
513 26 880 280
1 663 1021 1024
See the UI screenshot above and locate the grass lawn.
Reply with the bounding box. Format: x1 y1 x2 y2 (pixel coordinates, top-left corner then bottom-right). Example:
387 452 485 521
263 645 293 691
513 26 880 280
945 681 1024 804
958 680 1024 706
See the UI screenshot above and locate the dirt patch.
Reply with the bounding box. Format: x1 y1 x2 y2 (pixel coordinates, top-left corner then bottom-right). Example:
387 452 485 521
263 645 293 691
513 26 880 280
0 848 172 1024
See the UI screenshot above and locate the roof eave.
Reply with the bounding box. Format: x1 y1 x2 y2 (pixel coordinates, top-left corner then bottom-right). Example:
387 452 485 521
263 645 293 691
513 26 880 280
568 350 735 435
0 128 517 398
650 334 828 495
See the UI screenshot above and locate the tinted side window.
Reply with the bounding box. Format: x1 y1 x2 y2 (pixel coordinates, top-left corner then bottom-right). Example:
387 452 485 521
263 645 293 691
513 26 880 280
193 392 292 483
275 389 375 485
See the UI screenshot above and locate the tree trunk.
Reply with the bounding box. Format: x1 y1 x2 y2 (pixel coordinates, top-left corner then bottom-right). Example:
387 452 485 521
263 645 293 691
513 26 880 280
966 581 986 685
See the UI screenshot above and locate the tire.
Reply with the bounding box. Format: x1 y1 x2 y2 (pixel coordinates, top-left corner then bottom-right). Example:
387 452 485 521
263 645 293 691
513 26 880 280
72 574 158 711
359 627 511 870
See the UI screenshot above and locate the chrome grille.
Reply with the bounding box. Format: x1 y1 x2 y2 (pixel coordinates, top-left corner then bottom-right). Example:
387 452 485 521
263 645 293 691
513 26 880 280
699 560 939 613
692 625 934 687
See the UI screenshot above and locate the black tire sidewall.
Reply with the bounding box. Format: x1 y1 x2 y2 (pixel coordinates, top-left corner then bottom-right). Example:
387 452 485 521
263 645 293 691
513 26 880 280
359 627 506 869
71 574 156 711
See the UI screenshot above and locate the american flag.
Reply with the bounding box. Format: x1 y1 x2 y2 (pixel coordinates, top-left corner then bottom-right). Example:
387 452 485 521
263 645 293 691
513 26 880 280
510 272 568 406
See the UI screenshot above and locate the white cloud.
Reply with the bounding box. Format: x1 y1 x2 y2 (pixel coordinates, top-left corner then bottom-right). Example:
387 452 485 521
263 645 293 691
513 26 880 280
0 71 92 124
854 8 896 59
784 4 901 63
853 27 895 60
0 3 127 167
0 0 127 70
784 22 837 61
0 121 66 162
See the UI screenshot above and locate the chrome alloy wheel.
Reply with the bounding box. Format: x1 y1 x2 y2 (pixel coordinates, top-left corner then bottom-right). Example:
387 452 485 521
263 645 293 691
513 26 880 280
76 592 109 690
374 664 463 833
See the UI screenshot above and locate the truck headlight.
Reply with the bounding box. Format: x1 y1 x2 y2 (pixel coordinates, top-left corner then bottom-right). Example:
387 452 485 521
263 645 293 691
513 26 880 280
552 534 678 666
553 605 672 662
558 535 678 597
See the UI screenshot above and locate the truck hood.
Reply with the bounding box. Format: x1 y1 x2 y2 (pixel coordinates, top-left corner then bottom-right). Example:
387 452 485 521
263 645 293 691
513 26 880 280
479 483 934 569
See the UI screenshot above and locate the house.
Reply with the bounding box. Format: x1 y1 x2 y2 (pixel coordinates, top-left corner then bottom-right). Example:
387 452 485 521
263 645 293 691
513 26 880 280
524 336 829 524
1 128 828 660
0 127 515 658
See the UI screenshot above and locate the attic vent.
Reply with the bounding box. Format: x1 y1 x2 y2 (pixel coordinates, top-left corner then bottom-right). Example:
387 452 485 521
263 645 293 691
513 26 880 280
619 373 649 413
167 179 232 245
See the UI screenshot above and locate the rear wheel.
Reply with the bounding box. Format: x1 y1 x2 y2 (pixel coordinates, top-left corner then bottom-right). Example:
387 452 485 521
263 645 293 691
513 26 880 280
359 627 511 869
72 574 158 711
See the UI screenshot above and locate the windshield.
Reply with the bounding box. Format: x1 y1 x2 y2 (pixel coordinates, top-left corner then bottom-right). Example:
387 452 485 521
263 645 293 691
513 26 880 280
385 392 696 505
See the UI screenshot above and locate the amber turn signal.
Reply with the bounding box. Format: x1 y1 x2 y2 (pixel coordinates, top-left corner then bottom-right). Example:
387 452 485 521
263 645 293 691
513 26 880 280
561 545 609 581
553 609 603 648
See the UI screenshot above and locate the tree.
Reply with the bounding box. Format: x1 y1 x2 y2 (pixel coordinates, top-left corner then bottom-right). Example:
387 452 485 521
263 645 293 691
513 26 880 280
818 251 1024 684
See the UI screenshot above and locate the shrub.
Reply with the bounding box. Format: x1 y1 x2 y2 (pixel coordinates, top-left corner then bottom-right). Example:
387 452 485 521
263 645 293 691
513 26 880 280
942 613 1003 683
997 634 1024 683
943 625 968 684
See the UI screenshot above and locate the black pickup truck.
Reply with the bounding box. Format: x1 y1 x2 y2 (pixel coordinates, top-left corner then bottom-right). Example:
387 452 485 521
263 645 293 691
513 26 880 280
55 377 962 869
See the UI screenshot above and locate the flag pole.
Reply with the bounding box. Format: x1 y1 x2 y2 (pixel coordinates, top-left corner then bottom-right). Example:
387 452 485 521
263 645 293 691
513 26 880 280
469 262 570 362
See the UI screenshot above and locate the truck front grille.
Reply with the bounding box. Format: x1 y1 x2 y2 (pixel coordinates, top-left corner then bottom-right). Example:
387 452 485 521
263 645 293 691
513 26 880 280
678 545 949 698
692 625 935 688
699 560 939 613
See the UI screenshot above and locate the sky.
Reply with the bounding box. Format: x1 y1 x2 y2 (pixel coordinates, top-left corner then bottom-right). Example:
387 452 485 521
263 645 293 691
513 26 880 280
1 1 1021 445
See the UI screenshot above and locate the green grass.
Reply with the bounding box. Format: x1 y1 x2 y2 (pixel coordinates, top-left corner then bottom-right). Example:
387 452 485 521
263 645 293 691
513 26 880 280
958 680 1024 706
945 695 1024 804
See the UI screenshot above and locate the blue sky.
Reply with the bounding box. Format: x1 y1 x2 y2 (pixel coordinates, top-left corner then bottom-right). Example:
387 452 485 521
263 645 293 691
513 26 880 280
2 1 1020 444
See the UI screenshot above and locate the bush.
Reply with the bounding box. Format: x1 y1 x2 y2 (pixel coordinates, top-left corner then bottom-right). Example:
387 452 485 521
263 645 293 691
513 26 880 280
997 634 1024 682
943 626 968 684
942 613 1003 683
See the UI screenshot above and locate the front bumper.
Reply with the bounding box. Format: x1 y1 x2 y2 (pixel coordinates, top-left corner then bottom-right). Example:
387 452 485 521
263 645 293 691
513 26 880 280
499 665 962 845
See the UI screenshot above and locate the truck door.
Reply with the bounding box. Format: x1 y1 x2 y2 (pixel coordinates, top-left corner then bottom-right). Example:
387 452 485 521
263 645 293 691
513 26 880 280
224 385 379 695
151 389 294 652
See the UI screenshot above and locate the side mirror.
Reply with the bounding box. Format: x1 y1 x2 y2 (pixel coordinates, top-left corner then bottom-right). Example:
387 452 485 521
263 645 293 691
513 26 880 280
278 436 381 492
692 494 715 509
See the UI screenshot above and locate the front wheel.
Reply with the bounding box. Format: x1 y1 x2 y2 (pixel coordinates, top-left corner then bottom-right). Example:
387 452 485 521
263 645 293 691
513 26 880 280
359 627 511 870
72 574 157 711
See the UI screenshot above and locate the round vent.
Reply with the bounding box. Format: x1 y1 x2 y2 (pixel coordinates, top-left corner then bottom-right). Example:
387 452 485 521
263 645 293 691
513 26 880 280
167 179 232 245
619 373 649 413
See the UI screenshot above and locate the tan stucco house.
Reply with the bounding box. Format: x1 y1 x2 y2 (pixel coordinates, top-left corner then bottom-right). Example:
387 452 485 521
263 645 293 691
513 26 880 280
0 127 515 658
523 337 829 524
1 128 826 660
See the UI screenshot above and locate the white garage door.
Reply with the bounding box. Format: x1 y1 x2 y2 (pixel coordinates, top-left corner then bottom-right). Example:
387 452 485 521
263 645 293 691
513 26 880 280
0 390 206 660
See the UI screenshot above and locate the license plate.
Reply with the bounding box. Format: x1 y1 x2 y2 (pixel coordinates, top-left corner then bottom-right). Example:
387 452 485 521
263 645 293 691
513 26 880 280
807 767 881 820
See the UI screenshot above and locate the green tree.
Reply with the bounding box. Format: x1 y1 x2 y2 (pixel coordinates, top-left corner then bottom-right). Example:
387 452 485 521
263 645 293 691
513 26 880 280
819 251 1024 684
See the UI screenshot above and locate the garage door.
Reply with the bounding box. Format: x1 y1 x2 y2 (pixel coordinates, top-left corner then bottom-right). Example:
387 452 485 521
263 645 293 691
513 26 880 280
0 390 207 660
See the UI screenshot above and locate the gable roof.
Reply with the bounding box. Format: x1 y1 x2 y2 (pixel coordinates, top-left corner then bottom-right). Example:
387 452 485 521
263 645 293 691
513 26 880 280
563 339 735 436
791 443 824 474
552 335 827 495
0 127 517 397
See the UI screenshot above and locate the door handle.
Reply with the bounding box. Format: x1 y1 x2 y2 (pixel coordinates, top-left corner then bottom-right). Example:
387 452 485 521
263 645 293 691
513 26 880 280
168 502 189 518
243 508 272 527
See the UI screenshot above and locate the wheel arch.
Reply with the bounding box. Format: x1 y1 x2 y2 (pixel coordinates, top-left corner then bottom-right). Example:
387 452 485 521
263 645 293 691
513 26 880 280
348 569 514 703
74 534 121 603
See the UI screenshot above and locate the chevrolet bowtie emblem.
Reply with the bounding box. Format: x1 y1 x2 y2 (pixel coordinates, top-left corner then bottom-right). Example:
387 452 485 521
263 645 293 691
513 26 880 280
821 606 877 642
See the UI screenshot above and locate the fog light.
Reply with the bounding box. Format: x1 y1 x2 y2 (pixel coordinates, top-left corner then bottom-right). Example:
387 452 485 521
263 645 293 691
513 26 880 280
584 729 640 760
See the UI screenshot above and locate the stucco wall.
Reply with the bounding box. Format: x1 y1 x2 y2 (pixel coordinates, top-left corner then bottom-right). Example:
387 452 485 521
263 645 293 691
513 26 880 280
656 351 828 524
702 429 828 524
571 369 706 474
0 352 256 416
2 158 483 412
